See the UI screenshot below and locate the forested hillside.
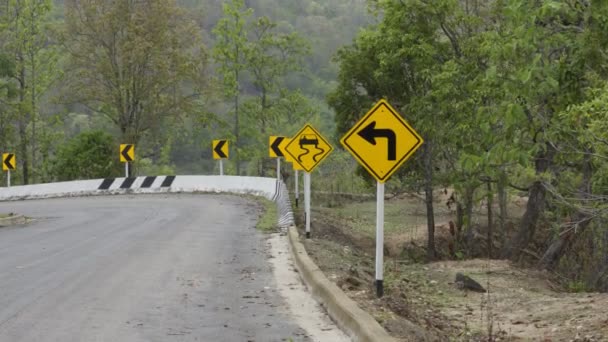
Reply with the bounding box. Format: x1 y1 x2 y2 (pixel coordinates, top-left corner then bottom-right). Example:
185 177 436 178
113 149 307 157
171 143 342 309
0 0 372 181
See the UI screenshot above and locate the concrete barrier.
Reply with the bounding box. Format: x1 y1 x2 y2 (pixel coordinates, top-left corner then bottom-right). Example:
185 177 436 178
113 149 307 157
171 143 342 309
0 175 279 201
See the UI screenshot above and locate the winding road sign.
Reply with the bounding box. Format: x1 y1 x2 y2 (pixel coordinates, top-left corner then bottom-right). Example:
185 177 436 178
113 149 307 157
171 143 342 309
281 138 304 170
341 99 423 182
269 136 286 158
2 153 15 171
284 124 332 173
213 140 229 159
120 144 135 162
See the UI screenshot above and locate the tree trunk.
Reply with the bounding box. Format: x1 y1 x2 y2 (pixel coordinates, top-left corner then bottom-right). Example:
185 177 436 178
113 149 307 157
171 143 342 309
18 64 29 185
497 172 508 245
234 52 240 176
463 185 474 241
502 143 555 260
539 149 593 270
501 180 546 260
423 141 436 261
486 181 494 258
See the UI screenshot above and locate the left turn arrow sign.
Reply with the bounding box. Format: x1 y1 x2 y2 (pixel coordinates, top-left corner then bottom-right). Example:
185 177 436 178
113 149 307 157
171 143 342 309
269 136 285 158
120 144 134 162
213 140 229 159
3 153 15 171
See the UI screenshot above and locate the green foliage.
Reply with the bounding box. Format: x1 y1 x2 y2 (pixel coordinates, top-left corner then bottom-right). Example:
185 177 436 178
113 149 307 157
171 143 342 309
255 197 278 232
51 130 119 181
61 0 208 144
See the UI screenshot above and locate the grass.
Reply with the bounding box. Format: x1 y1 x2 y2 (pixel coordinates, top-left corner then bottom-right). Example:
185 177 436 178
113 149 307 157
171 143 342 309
255 197 278 232
317 197 453 238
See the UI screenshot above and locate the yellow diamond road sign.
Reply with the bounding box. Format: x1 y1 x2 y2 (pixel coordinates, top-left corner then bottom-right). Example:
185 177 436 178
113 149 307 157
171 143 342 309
284 124 333 173
341 99 423 183
282 138 304 171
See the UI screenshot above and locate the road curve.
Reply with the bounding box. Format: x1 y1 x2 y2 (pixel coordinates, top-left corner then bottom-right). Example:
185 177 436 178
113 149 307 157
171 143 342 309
0 194 337 342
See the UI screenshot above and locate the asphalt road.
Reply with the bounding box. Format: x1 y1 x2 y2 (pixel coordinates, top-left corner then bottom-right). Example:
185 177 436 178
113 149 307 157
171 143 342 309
0 194 319 342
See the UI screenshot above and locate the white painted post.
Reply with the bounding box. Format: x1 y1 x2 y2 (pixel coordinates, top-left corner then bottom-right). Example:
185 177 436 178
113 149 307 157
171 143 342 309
219 159 224 176
7 170 10 188
305 172 311 238
276 157 281 181
295 170 299 207
125 162 129 178
375 181 385 297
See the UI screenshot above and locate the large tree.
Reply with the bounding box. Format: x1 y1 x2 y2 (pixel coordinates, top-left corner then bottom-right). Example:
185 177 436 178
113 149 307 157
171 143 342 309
61 0 208 146
212 0 252 175
1 0 57 184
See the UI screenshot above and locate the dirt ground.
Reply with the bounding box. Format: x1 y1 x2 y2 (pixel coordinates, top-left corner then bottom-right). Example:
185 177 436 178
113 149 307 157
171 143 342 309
296 194 608 341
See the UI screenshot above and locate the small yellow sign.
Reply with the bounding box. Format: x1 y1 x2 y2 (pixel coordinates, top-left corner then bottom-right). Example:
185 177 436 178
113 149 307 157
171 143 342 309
120 144 135 162
284 124 333 173
269 136 287 158
2 153 15 171
341 99 423 183
212 140 229 159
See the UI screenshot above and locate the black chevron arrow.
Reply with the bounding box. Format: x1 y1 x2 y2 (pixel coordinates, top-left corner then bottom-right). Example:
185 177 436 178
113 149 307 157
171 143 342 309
214 140 227 158
121 144 133 162
3 154 14 170
358 121 397 160
271 137 284 157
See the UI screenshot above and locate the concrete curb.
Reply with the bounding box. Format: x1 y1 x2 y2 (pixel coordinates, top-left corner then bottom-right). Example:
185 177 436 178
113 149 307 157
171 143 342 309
0 214 26 227
287 226 397 342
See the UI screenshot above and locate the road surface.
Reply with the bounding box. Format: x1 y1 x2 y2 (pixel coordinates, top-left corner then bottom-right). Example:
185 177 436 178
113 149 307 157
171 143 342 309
0 194 348 342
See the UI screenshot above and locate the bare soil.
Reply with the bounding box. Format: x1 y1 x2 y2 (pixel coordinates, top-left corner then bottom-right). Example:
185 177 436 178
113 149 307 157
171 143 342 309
297 194 608 341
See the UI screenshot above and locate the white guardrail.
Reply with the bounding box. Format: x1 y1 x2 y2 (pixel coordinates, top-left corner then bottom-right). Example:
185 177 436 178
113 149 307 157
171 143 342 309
0 175 295 229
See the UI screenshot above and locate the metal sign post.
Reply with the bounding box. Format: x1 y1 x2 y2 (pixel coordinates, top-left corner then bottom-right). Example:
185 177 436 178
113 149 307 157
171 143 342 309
219 159 224 176
276 157 281 181
304 172 311 238
7 170 10 188
375 181 385 297
125 162 129 178
295 170 299 207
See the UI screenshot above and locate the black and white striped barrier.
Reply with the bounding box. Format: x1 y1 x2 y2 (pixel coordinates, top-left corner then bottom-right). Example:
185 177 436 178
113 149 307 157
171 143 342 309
275 180 295 231
97 175 175 190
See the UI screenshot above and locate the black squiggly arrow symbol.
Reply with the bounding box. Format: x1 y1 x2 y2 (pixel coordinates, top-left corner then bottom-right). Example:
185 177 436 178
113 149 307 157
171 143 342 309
358 121 396 160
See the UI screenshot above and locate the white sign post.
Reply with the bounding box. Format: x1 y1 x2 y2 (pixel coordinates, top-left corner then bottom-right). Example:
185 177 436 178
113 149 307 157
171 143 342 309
375 181 385 297
295 170 299 207
304 172 311 238
125 162 129 178
276 157 281 181
7 170 10 188
219 160 224 176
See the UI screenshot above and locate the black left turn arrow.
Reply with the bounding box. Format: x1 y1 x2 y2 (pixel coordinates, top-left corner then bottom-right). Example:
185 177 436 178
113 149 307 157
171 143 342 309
3 154 14 169
121 144 133 162
358 121 397 160
214 140 227 158
271 137 285 157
